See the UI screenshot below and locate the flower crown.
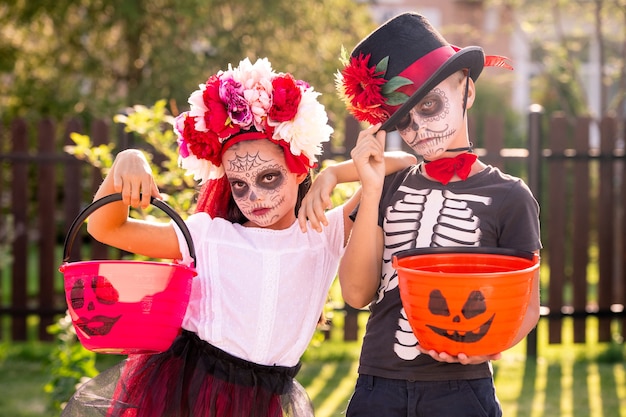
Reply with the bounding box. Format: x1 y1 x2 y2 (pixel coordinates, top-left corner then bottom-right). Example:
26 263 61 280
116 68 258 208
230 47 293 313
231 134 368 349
335 50 413 126
175 58 333 184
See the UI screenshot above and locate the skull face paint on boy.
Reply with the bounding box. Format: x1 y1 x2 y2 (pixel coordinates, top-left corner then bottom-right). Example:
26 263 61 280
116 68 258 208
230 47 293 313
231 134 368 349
223 139 304 230
396 75 467 160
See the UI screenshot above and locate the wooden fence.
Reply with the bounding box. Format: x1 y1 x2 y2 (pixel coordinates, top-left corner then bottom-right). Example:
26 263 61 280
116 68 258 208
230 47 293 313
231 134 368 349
1 112 625 357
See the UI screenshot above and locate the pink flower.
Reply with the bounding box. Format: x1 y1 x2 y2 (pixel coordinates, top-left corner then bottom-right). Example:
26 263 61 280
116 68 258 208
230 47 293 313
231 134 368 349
219 77 253 128
244 85 272 131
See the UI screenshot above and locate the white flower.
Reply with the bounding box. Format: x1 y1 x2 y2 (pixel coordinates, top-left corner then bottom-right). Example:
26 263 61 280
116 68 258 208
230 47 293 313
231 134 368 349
188 86 209 132
230 57 274 89
272 88 333 164
178 153 224 185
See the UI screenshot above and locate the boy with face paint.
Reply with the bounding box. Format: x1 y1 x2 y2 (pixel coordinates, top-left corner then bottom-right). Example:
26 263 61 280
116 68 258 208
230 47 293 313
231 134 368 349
299 12 541 417
61 58 415 417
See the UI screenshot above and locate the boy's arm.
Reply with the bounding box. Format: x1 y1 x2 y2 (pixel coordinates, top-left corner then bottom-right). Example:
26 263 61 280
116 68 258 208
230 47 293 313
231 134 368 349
337 125 389 308
87 149 181 260
338 187 384 308
508 260 541 345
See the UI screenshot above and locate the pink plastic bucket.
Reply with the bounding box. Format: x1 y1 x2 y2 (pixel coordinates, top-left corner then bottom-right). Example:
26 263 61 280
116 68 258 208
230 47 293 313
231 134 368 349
59 193 197 354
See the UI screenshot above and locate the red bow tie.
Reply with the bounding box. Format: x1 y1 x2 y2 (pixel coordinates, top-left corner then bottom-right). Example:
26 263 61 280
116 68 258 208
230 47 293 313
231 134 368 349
423 153 478 185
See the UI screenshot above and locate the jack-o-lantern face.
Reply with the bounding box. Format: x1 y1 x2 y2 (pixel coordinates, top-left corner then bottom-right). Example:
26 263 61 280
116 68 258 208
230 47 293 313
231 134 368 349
70 275 122 336
425 289 495 343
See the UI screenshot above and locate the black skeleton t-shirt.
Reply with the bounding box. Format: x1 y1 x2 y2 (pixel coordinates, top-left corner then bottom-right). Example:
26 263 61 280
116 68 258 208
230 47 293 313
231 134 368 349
357 164 541 381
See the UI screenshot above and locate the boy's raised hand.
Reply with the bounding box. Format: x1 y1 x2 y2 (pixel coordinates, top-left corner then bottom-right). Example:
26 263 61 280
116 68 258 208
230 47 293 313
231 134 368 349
111 149 162 208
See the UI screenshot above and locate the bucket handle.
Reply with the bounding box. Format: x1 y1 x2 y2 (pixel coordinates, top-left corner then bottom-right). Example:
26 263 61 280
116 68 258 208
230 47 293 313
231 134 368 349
62 193 196 267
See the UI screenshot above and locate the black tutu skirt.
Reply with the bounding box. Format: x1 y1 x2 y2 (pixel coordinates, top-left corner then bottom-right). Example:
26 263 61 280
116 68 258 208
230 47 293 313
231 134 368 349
61 330 314 417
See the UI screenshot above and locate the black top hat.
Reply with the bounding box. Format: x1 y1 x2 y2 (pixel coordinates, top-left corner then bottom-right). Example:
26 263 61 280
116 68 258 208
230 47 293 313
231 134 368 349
338 12 494 131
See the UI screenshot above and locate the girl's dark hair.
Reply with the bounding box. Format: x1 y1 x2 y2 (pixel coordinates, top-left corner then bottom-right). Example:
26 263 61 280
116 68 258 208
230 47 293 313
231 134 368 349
226 171 312 225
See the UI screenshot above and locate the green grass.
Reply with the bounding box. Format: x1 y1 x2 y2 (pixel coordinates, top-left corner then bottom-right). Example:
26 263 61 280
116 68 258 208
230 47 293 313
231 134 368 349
2 315 626 417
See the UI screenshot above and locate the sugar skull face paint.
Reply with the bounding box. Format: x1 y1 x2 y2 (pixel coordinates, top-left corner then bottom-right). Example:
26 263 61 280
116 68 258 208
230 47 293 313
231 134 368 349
223 139 301 229
396 76 467 160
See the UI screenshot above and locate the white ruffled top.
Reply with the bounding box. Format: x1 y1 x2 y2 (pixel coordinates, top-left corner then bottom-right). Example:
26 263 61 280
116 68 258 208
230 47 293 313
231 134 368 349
173 207 345 367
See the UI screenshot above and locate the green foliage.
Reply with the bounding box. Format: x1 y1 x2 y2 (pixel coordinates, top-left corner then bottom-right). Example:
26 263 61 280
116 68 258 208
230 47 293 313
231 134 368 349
595 342 626 364
44 313 98 412
472 79 524 148
65 99 198 214
65 134 116 171
0 0 374 138
0 214 14 269
503 0 626 119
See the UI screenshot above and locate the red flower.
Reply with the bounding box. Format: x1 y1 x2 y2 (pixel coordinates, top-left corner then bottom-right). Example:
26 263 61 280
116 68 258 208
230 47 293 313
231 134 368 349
347 102 390 126
183 116 222 166
342 53 387 113
270 74 302 122
202 75 240 139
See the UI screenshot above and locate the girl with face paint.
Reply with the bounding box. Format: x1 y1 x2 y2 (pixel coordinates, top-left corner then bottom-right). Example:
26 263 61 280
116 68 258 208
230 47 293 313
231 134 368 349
61 58 415 417
223 139 306 230
299 12 542 417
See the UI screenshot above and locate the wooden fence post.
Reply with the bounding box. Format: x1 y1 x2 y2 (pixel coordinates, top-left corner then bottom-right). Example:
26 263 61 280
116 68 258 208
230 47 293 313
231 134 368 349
343 305 360 341
63 118 85 264
10 118 28 341
572 117 591 343
547 113 569 344
0 121 4 338
89 119 110 260
526 105 543 357
37 119 56 340
597 116 617 342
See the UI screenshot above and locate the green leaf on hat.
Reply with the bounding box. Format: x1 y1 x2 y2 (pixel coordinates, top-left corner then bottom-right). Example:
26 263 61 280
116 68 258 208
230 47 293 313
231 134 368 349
385 91 410 106
375 56 389 74
381 76 413 95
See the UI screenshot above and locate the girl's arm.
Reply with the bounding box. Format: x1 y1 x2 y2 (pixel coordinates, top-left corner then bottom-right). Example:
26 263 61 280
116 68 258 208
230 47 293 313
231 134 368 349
86 149 182 260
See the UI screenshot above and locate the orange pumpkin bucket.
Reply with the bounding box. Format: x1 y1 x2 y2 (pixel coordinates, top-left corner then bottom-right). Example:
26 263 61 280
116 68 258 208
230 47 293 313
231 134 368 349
392 247 539 356
59 193 197 355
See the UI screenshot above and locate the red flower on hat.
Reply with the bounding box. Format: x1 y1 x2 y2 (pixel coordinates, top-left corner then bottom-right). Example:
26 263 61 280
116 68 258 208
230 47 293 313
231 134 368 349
337 52 413 125
337 53 388 124
270 74 302 122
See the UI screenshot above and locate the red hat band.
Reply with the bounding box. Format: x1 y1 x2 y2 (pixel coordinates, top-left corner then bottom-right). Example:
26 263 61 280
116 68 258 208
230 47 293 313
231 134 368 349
381 46 457 115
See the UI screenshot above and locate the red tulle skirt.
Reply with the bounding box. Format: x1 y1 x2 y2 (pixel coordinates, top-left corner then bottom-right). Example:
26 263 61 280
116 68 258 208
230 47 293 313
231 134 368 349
61 330 313 417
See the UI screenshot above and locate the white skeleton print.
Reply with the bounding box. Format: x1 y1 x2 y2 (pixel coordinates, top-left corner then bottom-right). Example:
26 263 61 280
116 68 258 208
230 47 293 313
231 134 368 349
380 185 493 360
